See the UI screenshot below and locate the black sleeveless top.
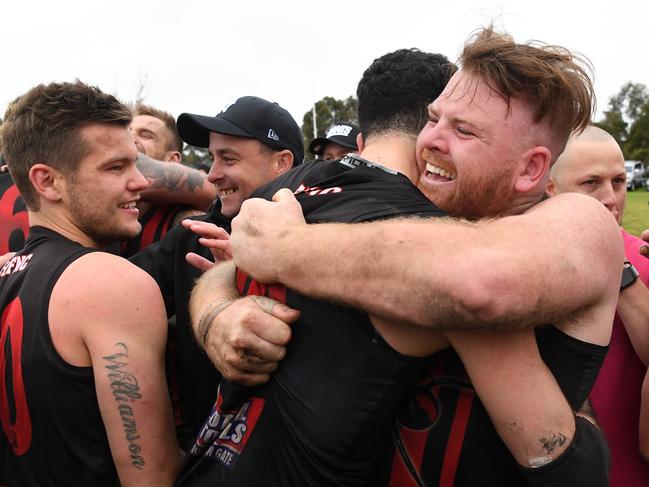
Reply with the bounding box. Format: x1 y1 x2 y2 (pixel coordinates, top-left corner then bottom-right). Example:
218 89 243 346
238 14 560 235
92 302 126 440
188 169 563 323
0 226 119 486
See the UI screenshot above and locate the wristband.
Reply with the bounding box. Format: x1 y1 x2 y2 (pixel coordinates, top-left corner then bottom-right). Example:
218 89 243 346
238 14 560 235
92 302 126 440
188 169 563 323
197 298 236 346
620 261 639 291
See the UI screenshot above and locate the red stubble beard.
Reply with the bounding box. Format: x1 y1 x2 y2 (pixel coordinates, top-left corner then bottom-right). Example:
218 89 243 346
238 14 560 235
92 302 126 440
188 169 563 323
417 150 518 220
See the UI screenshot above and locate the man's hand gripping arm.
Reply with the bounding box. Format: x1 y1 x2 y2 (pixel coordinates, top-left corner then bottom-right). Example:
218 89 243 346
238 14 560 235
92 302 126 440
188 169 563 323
189 260 300 386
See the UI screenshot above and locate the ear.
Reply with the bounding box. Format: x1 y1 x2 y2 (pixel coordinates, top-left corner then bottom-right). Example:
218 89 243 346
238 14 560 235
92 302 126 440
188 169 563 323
29 163 64 203
274 149 294 175
166 151 182 163
513 146 551 194
356 133 365 153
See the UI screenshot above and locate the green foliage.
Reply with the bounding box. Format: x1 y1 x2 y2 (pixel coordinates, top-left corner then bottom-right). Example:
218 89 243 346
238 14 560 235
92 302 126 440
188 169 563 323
301 96 358 154
596 82 649 163
595 109 626 146
626 101 649 162
622 188 649 237
182 145 210 169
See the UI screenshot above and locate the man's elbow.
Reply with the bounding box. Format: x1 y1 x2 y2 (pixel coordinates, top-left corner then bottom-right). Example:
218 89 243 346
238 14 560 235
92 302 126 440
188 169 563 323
446 271 524 328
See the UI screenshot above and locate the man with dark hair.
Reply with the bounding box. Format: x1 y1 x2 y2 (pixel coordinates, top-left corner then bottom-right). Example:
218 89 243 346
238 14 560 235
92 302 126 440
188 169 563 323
128 96 303 449
308 121 360 161
196 29 618 486
0 81 181 486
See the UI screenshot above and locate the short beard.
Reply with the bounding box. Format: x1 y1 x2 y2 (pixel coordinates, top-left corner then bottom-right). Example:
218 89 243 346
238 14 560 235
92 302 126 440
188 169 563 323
68 185 140 247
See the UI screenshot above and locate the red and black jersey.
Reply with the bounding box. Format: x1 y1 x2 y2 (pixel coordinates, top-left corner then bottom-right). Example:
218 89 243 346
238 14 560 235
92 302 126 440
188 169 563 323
120 203 191 258
0 173 29 253
176 157 446 486
379 326 608 487
0 226 119 486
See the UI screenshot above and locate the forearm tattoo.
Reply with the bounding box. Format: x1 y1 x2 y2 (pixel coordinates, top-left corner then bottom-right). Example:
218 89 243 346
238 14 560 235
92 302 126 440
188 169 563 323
137 154 204 192
103 342 146 470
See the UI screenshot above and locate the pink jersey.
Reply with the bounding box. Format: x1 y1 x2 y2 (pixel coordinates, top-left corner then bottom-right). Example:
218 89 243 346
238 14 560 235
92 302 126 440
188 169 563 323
590 229 649 485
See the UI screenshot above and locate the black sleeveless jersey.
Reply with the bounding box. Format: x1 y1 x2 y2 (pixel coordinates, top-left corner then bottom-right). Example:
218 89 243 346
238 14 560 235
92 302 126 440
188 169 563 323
120 203 190 258
0 226 119 486
176 157 447 486
377 323 608 487
0 173 29 253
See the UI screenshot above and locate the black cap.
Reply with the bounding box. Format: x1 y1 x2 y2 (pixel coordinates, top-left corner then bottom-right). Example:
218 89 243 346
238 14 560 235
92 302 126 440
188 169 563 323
308 121 360 156
177 96 304 165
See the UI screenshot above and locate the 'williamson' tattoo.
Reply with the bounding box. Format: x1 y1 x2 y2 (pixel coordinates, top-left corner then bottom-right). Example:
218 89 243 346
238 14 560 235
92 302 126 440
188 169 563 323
103 342 146 470
136 154 204 192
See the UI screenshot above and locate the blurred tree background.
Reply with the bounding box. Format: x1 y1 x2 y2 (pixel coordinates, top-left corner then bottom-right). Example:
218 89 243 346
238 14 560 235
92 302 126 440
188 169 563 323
596 82 649 163
301 96 358 156
182 145 210 169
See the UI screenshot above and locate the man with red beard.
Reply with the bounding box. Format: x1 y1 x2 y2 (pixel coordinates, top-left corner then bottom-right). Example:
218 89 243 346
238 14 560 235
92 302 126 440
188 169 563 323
0 81 181 486
189 31 618 486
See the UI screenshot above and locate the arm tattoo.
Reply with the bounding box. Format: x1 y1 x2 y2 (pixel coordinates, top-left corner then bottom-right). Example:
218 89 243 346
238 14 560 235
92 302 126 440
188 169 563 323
137 154 204 192
103 342 146 470
538 432 567 455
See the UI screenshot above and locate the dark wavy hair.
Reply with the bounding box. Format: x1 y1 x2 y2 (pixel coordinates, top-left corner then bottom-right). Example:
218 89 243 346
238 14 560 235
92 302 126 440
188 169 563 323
357 48 456 140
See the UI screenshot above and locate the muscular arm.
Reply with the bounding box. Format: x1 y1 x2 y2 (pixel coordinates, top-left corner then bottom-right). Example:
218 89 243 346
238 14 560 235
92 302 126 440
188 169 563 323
51 254 181 486
446 330 575 467
136 154 216 210
231 190 624 329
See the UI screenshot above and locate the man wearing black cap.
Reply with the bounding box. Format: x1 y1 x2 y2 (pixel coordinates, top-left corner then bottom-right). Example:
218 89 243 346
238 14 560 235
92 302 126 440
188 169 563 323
128 96 303 448
308 121 360 161
178 96 304 218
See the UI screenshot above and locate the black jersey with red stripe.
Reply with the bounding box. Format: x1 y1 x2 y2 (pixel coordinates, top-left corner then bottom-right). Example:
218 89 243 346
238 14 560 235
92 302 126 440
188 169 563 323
120 203 190 258
0 173 29 253
176 157 446 486
0 227 119 486
378 327 608 487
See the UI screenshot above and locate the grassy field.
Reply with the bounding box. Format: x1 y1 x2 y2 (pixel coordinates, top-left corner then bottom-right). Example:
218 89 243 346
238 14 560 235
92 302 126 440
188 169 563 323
623 188 649 237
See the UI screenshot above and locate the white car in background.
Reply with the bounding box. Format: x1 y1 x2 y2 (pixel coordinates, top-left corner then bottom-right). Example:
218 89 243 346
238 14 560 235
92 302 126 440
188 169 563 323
625 160 646 191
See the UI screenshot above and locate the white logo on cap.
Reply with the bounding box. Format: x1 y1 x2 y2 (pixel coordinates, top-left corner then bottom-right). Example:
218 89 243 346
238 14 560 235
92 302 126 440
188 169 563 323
267 129 279 141
326 125 352 138
219 101 236 115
